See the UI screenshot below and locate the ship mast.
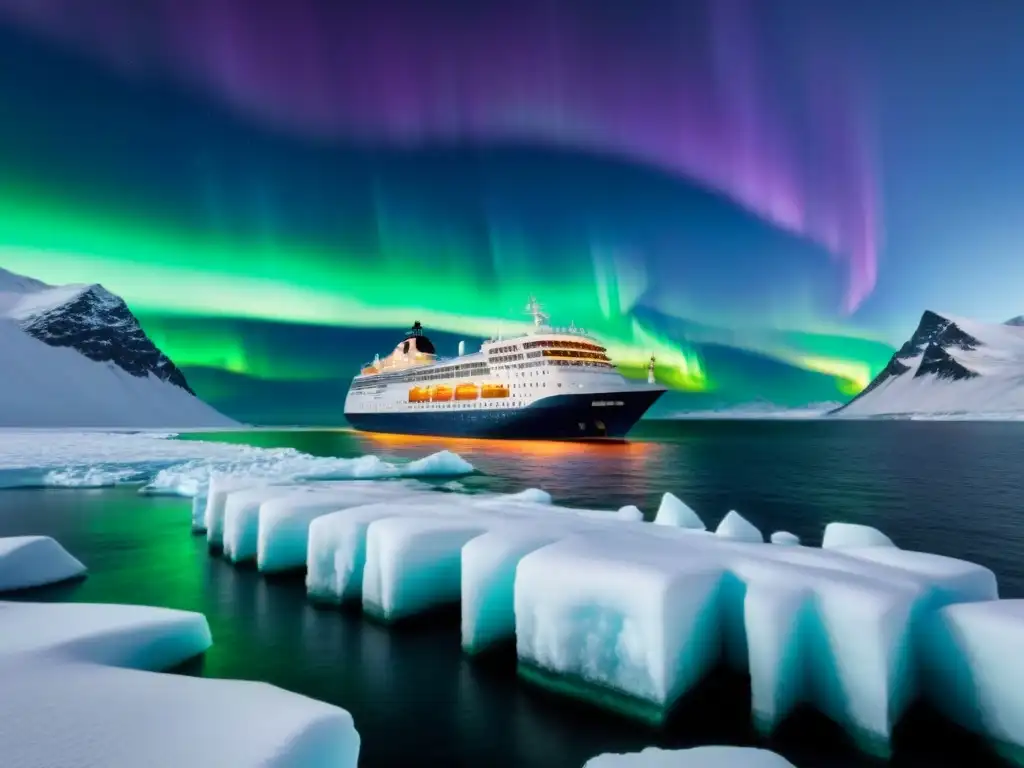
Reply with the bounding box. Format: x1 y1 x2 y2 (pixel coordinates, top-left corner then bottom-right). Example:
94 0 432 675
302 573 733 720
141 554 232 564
525 296 549 329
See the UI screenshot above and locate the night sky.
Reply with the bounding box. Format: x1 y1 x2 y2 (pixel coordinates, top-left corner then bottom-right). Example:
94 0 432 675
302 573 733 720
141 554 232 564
1 0 1021 422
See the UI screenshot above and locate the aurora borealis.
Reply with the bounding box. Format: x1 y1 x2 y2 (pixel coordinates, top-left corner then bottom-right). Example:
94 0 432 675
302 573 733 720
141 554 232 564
1 0 1020 423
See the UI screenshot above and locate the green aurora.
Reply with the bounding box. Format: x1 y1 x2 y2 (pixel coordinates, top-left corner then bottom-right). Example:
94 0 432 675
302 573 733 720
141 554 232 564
0 182 893 407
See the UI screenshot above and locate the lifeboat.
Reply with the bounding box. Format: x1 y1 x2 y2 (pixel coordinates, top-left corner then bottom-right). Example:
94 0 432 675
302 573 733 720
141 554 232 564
432 385 453 402
480 383 509 399
408 387 431 403
455 383 480 400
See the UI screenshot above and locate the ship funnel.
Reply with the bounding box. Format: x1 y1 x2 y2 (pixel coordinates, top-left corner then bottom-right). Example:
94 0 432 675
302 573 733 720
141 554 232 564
458 340 465 356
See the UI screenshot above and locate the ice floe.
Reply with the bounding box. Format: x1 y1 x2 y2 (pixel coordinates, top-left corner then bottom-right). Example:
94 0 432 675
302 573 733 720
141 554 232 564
583 746 797 767
0 430 473 496
0 601 360 768
0 536 86 591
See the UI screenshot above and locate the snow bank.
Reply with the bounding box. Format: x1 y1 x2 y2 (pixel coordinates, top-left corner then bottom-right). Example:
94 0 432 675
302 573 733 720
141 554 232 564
584 746 797 767
0 536 86 592
715 511 762 543
0 601 360 768
653 493 705 529
362 515 493 622
822 523 896 550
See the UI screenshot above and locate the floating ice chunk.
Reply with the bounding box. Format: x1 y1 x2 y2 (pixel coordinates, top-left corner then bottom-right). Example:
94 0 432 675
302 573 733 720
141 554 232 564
822 522 896 550
258 486 439 573
205 475 265 545
41 466 144 488
0 601 212 668
925 600 1024 760
770 531 801 546
461 528 567 653
1 662 361 768
506 488 553 504
308 505 404 604
400 449 474 476
363 515 492 622
584 745 797 767
0 602 360 768
515 536 723 724
616 505 645 522
190 491 208 533
715 511 763 543
0 536 86 592
222 485 307 563
653 493 705 530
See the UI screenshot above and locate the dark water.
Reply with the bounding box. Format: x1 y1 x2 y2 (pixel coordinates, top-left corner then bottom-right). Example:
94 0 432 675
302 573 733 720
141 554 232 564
2 420 1023 767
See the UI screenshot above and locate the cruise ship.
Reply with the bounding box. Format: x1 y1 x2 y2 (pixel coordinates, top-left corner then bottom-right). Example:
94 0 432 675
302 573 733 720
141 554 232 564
344 299 666 439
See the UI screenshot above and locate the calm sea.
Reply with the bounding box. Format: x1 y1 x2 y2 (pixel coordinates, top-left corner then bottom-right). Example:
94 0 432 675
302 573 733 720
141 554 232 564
1 420 1022 767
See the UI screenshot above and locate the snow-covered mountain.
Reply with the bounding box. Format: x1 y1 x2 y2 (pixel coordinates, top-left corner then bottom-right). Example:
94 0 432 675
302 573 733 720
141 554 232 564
834 310 1024 418
0 267 236 428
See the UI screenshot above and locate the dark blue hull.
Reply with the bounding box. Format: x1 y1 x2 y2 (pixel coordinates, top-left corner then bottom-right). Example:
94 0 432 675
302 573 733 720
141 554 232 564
346 389 665 440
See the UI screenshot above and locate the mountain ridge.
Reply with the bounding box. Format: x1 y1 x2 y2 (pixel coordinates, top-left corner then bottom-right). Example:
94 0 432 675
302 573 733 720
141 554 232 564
835 309 1024 417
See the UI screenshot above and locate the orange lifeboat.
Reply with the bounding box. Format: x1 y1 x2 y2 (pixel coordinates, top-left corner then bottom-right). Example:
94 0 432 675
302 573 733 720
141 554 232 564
480 383 509 399
408 387 431 403
455 383 480 400
432 385 453 402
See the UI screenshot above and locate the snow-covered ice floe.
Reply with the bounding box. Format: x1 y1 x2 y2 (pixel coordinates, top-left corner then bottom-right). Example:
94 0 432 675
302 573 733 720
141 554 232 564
0 430 473 498
583 746 797 767
0 536 86 591
0 601 361 768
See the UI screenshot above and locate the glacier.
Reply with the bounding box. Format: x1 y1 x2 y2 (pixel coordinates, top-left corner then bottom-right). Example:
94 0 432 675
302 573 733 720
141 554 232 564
584 746 797 767
0 600 361 767
0 536 86 591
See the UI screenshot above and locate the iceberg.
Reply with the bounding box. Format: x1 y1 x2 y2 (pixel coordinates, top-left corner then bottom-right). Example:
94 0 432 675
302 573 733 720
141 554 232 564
0 536 86 592
822 522 896 550
715 510 763 543
205 475 266 546
653 492 705 530
221 484 303 562
0 601 360 768
584 746 797 767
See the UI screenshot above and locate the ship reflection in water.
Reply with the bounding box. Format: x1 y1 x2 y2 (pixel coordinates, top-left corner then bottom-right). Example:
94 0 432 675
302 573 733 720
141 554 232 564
348 427 662 508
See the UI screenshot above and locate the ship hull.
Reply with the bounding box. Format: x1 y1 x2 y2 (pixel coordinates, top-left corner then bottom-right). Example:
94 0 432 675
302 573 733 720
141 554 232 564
346 389 664 440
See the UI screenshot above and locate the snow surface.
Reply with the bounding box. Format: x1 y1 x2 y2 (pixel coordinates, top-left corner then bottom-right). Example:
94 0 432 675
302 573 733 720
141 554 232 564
584 746 797 767
0 600 361 767
0 536 86 591
822 522 896 549
837 312 1024 418
653 492 705 529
